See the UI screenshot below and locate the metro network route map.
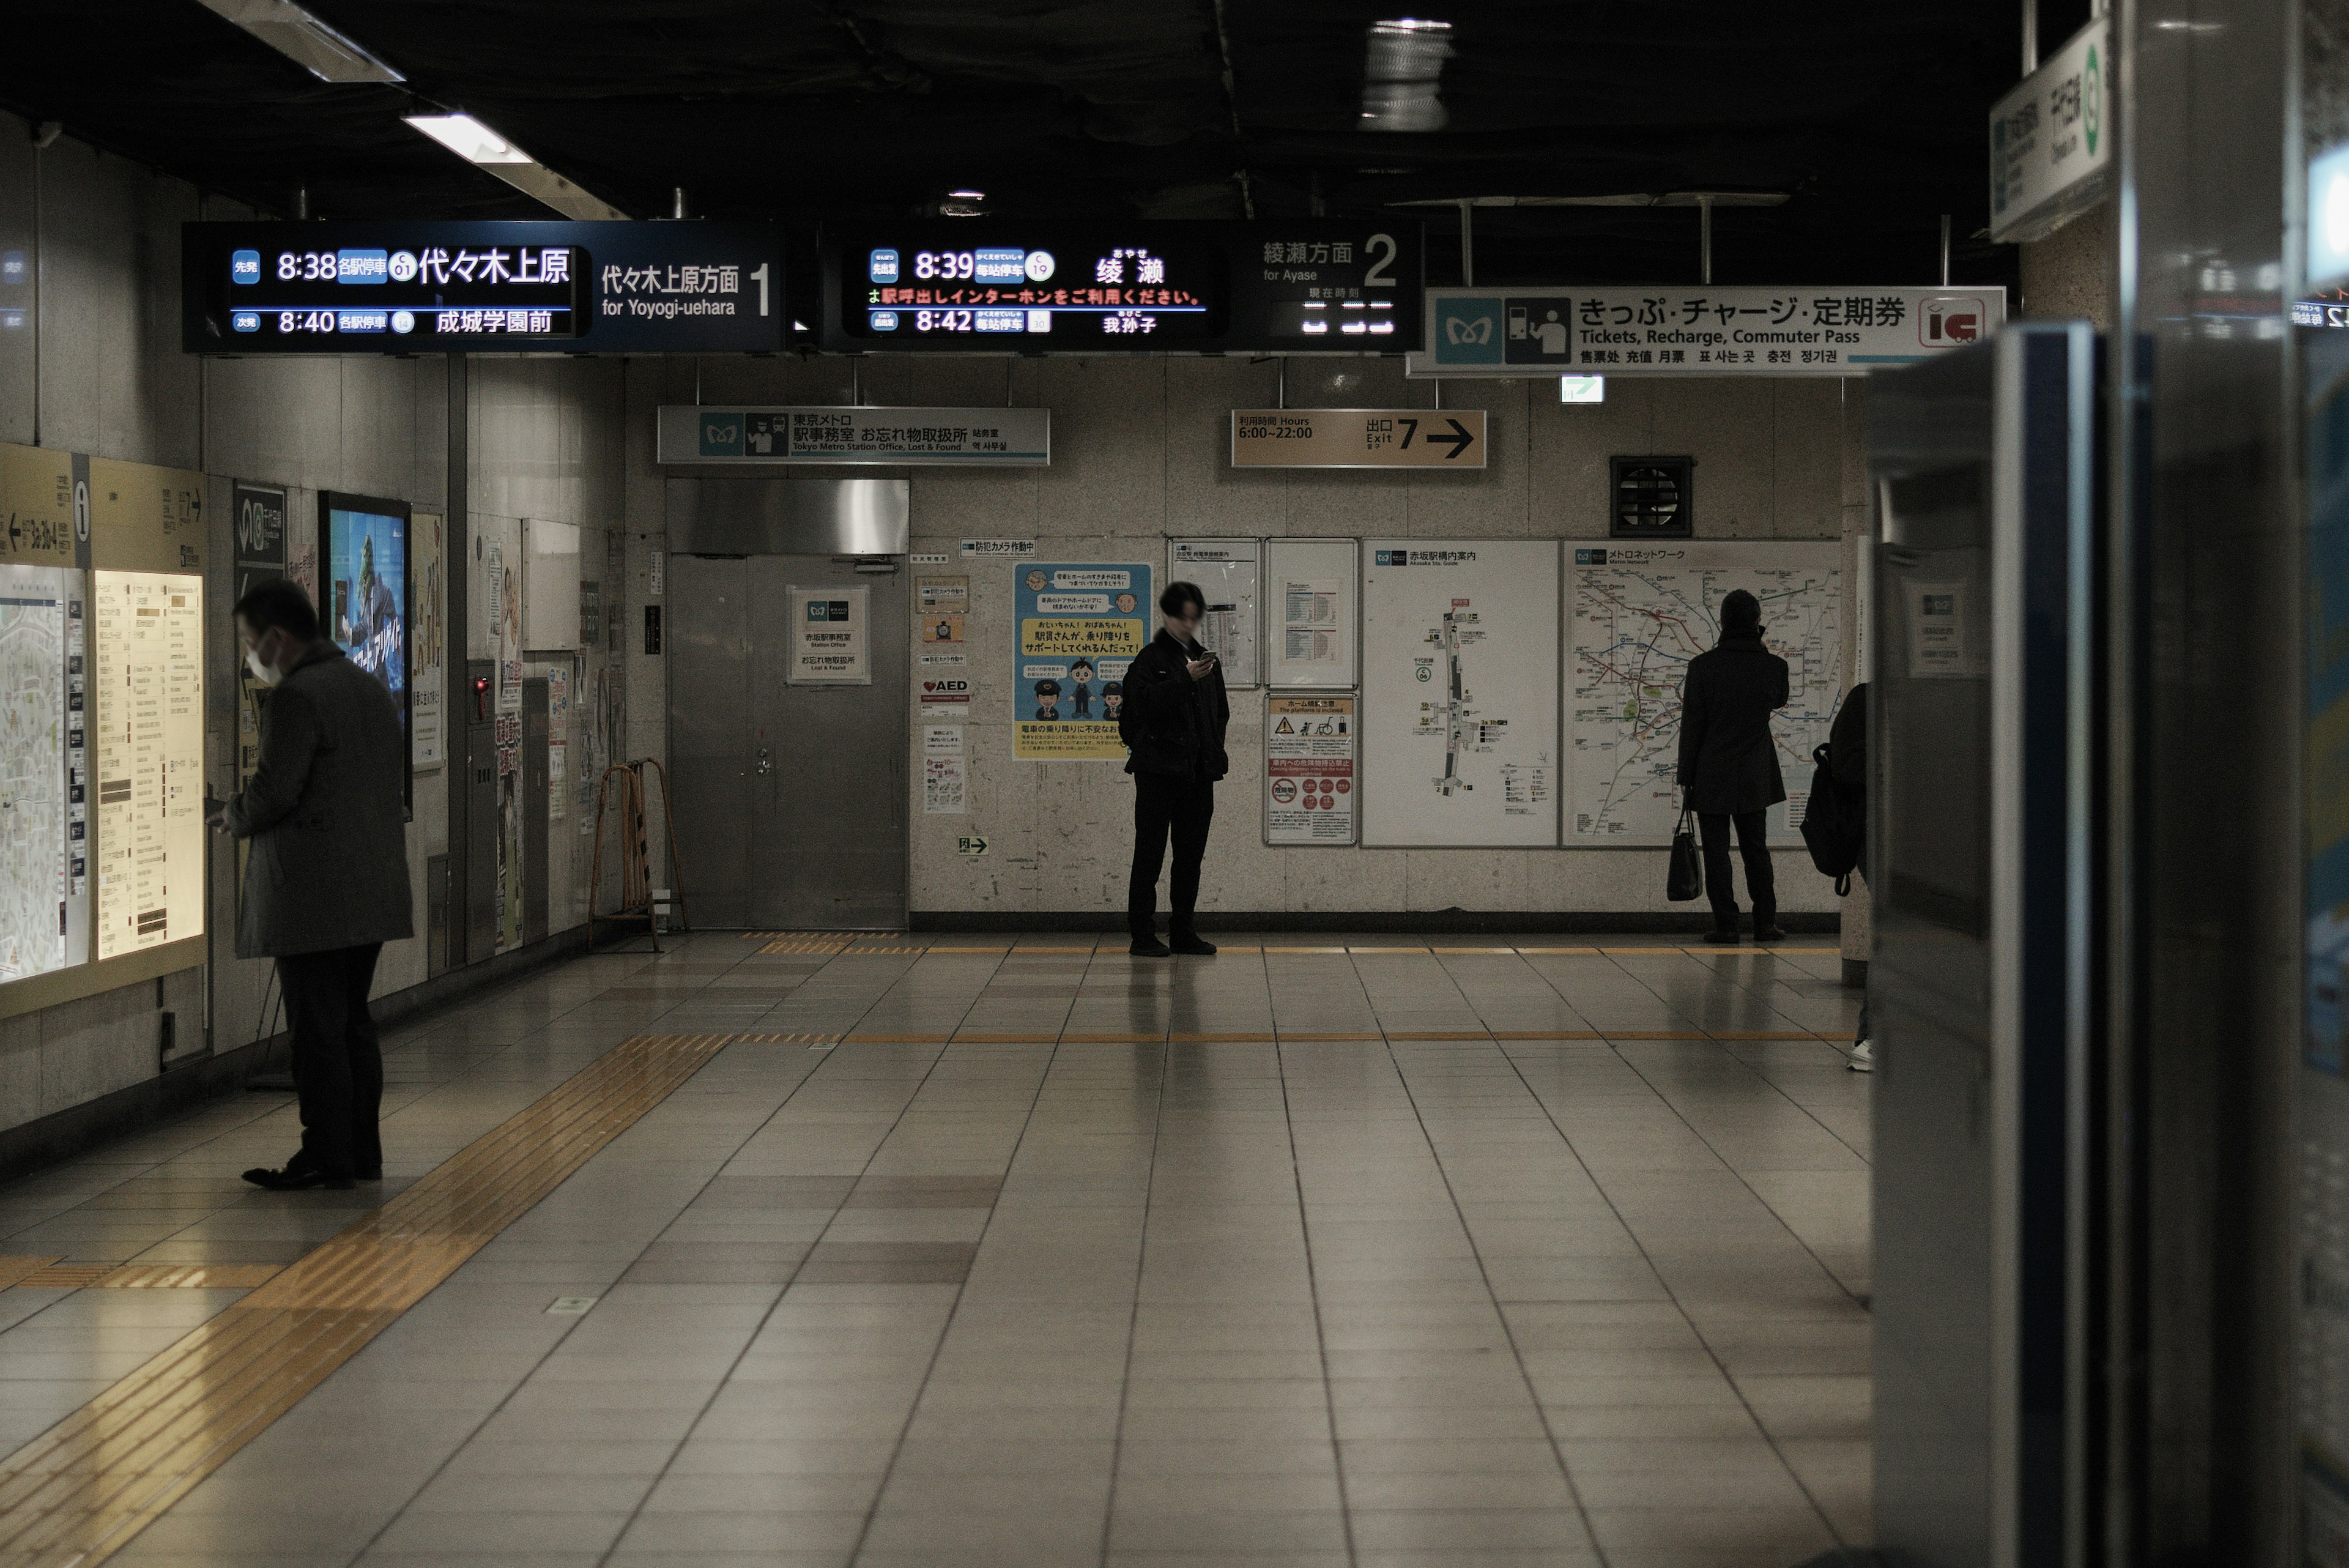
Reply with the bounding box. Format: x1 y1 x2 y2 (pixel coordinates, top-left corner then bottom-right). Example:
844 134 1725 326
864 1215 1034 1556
1568 543 1845 845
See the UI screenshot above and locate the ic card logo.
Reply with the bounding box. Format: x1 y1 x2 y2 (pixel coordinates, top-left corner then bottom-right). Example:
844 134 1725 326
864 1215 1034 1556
1920 296 1987 345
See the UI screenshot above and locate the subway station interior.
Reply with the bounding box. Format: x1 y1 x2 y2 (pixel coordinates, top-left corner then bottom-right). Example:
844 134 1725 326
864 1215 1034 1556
0 1 2331 1565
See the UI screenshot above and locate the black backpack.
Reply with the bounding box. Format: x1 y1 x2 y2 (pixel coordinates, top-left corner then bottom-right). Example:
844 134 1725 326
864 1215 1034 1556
1798 742 1863 893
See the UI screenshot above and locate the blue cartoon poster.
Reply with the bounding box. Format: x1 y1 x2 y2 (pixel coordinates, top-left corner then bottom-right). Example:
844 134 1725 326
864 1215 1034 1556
1014 562 1151 759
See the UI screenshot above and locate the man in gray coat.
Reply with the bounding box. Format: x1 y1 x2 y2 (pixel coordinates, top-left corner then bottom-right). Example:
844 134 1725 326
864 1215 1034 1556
211 579 412 1190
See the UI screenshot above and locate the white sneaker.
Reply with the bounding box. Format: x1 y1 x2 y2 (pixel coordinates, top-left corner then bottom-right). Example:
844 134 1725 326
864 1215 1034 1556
1848 1039 1874 1073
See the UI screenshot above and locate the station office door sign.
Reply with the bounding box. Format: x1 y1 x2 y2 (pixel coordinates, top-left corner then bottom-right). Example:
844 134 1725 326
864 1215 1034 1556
1266 696 1356 845
1014 562 1151 760
787 584 870 684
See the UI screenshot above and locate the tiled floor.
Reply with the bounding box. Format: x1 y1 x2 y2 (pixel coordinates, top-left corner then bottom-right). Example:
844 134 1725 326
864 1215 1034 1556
0 934 1870 1568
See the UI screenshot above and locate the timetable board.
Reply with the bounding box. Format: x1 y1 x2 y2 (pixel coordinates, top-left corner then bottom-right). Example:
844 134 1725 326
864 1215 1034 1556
823 223 1422 353
1360 541 1560 847
93 572 204 961
1264 538 1359 689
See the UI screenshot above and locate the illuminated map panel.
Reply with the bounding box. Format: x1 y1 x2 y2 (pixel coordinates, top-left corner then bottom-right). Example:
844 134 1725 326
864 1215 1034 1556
93 572 203 960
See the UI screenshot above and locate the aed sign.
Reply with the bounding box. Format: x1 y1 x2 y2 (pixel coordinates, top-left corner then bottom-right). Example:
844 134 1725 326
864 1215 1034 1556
1230 409 1485 469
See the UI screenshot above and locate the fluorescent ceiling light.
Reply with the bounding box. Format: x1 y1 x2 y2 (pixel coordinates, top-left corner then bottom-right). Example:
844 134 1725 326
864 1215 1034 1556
1360 19 1452 133
404 113 630 220
195 0 403 82
406 113 529 164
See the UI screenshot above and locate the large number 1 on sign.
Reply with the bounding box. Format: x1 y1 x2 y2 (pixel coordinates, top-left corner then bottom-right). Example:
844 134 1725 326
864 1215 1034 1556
752 263 770 317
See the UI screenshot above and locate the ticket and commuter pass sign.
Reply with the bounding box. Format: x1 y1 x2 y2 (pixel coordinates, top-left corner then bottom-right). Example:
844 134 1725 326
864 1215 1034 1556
1013 563 1151 760
1411 286 2008 377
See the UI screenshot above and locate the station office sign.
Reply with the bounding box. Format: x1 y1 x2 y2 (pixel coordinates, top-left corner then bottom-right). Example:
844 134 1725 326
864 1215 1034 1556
1988 18 2110 243
656 405 1050 467
1230 409 1486 469
1409 285 2007 377
182 221 784 354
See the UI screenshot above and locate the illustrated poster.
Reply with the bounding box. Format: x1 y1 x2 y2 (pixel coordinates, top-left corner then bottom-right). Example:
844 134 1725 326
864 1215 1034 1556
1012 562 1151 760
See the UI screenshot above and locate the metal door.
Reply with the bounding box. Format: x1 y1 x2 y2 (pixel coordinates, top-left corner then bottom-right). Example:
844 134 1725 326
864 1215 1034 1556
667 553 907 929
667 555 751 926
746 555 906 928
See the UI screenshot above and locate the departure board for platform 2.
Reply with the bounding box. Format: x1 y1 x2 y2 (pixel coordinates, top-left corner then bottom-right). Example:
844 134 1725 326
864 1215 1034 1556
182 221 784 354
92 573 202 961
823 224 1422 353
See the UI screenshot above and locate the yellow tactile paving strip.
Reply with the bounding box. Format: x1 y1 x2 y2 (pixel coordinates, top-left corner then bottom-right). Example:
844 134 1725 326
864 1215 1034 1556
0 1031 732 1568
829 1026 1850 1046
738 935 1844 958
0 1262 285 1293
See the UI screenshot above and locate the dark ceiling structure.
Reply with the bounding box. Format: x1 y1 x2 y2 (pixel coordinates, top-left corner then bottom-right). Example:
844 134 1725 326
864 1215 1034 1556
2 1 2059 294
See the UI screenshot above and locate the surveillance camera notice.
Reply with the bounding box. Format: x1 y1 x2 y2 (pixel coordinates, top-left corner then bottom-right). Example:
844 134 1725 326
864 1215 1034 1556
93 571 204 960
1266 697 1356 845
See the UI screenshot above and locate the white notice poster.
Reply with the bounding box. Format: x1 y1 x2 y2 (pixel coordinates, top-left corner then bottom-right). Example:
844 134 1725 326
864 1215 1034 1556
1360 541 1559 847
1264 537 1359 688
1170 539 1261 688
924 756 967 814
93 571 205 959
1266 696 1356 845
787 585 870 685
1905 581 1970 678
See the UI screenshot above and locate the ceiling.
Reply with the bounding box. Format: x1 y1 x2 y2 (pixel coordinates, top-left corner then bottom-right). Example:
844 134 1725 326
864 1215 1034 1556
2 1 2061 294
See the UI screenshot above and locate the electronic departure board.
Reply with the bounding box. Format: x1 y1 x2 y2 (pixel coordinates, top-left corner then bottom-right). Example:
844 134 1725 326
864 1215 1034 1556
821 224 1423 354
182 221 785 355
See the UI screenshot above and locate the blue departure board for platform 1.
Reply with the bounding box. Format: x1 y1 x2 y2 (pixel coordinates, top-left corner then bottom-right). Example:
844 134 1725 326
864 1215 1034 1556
182 221 784 354
822 223 1423 354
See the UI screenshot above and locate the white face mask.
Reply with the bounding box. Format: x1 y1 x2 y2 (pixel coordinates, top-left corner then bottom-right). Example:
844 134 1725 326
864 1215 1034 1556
245 645 279 686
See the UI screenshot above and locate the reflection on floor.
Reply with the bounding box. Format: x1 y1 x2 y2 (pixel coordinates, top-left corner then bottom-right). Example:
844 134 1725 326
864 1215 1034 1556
0 933 1870 1568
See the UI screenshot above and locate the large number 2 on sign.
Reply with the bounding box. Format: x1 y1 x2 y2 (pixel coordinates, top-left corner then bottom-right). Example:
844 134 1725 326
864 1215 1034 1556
1362 234 1398 288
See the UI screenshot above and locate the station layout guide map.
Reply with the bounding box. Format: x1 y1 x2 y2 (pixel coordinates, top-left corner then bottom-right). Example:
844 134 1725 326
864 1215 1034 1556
0 565 87 980
1361 541 1559 847
1567 543 1844 845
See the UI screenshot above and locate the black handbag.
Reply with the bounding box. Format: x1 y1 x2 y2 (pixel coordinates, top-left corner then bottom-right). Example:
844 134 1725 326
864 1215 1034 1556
1667 808 1704 901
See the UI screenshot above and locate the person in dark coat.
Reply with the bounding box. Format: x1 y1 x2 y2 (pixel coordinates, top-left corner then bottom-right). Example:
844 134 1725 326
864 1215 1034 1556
1677 589 1791 943
1829 682 1871 1068
209 579 413 1189
1121 580 1230 957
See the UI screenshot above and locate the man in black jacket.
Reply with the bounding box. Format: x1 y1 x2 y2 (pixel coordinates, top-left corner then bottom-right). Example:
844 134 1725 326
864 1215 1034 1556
1121 581 1230 957
1677 589 1791 943
1829 682 1871 1068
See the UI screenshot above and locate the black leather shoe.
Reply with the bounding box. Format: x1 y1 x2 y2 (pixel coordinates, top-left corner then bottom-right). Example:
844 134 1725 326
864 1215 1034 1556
1753 926 1786 942
289 1150 380 1181
1702 929 1741 945
1169 934 1218 956
1129 936 1173 957
242 1165 356 1191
